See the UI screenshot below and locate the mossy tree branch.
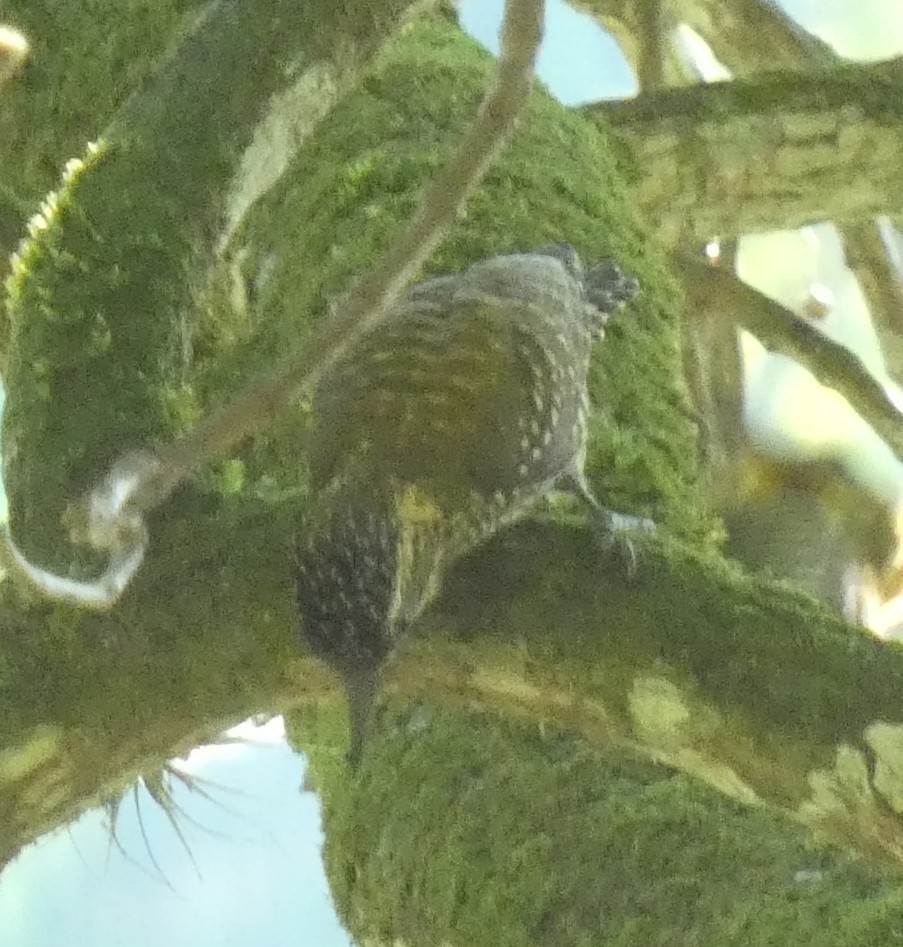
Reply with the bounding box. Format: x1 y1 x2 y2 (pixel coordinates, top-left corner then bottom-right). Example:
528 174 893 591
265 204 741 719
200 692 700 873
667 0 837 70
0 0 427 347
5 7 903 945
2 0 429 575
841 218 903 383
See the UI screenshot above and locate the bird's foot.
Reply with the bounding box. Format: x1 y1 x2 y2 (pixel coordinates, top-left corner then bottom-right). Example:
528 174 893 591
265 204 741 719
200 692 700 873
558 471 655 576
588 508 656 577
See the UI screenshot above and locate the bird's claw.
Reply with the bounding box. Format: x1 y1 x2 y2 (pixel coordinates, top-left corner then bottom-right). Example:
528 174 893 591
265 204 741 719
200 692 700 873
588 509 655 578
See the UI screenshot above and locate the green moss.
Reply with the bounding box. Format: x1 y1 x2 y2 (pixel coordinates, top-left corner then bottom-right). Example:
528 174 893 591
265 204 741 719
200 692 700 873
0 1 205 357
0 1 203 209
292 704 900 947
2 0 350 570
202 13 712 543
437 520 886 780
609 57 898 126
2 138 192 571
0 485 300 744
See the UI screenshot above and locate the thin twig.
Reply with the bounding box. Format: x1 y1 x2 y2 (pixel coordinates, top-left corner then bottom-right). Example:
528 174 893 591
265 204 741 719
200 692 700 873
841 219 903 382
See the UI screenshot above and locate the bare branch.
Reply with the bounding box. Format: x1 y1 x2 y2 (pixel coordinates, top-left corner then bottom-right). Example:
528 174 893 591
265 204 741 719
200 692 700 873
669 0 837 73
679 241 746 476
592 58 903 247
841 219 903 381
573 0 835 85
11 514 903 872
675 254 903 464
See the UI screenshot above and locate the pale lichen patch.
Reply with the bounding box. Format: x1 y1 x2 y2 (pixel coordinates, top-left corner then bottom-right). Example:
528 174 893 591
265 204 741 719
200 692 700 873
674 749 761 807
799 744 872 824
0 725 63 784
222 62 341 247
628 675 759 806
629 675 691 747
797 742 903 862
865 721 903 813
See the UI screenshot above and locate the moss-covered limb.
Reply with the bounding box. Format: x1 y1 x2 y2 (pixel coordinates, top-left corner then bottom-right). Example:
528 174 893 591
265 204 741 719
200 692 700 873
435 524 903 866
842 219 903 382
667 0 837 72
0 1 204 213
0 0 207 326
592 58 903 247
0 0 426 272
288 521 903 871
0 491 335 869
0 11 707 869
2 0 427 573
3 503 903 878
293 705 902 947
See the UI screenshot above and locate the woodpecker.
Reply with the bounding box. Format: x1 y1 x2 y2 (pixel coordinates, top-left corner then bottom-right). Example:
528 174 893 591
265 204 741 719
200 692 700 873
295 243 640 766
